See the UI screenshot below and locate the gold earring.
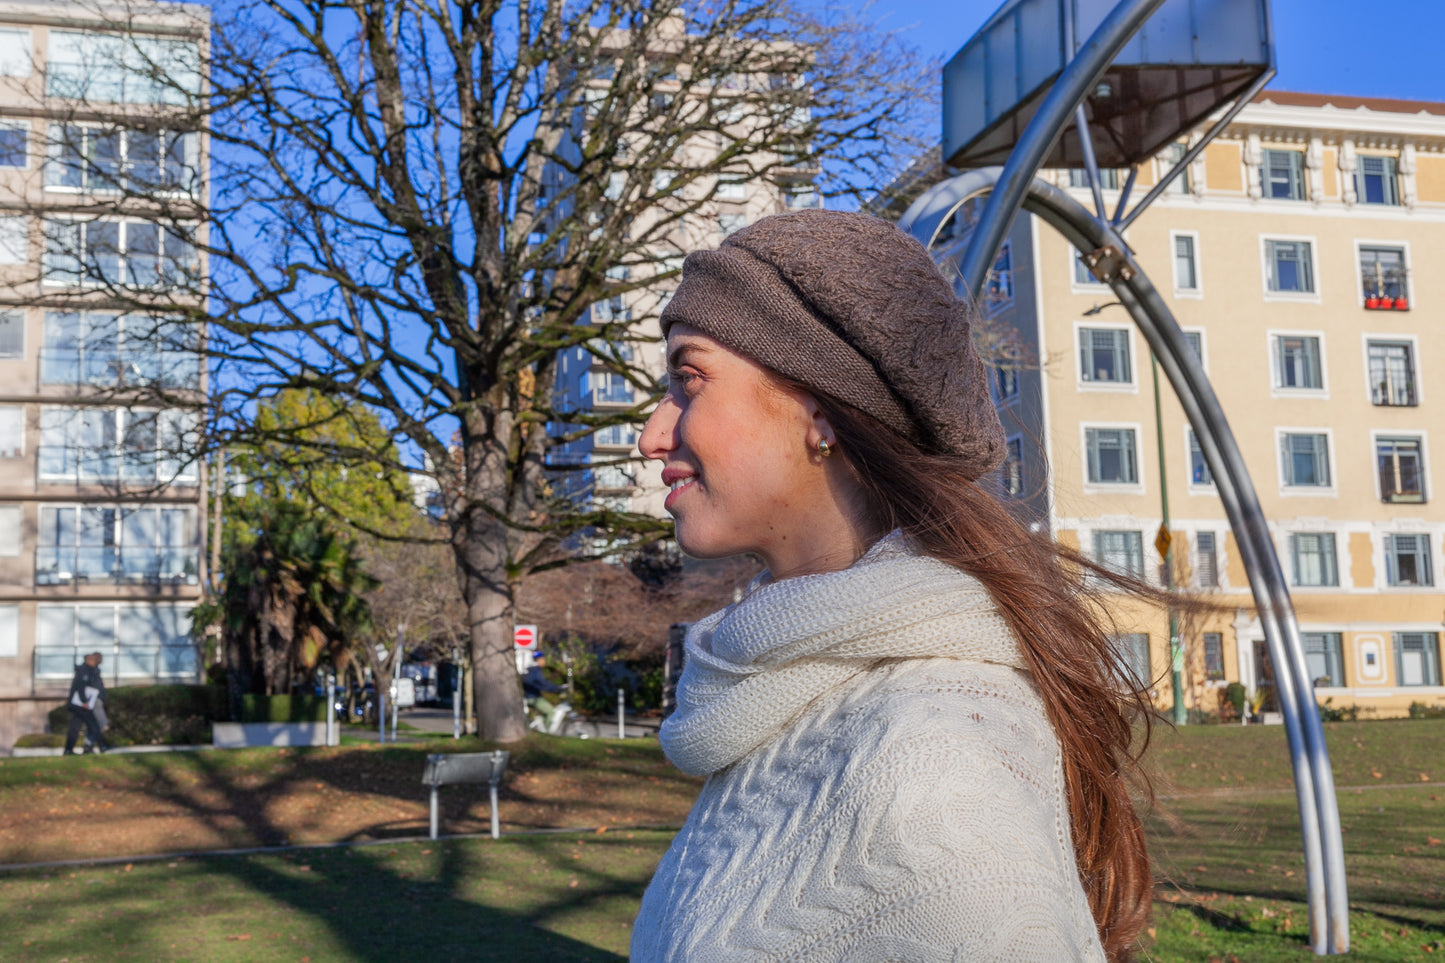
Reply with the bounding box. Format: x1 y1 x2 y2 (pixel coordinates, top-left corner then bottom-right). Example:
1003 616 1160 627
817 439 833 457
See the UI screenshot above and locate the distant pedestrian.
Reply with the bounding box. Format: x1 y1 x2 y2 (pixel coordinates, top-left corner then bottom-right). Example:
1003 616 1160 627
521 653 565 730
64 652 110 755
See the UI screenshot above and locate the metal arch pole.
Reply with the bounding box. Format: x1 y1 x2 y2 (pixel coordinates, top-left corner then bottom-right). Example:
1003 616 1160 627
900 171 1349 954
957 0 1169 301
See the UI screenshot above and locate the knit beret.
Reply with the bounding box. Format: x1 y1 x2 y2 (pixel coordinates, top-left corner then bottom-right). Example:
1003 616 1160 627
659 209 1006 480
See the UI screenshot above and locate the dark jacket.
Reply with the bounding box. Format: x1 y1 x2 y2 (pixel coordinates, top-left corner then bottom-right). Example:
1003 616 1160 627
69 662 105 710
522 664 563 699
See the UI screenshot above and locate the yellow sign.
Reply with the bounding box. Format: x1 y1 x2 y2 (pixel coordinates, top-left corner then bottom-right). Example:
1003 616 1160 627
1154 524 1172 560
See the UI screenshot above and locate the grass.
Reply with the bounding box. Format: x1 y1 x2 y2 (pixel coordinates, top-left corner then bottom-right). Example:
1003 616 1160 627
0 720 1441 960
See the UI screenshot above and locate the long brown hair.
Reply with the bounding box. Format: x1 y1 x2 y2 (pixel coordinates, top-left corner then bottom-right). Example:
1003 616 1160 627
798 386 1157 962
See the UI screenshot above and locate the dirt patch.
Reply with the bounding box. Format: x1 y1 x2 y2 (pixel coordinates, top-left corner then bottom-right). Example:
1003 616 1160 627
0 738 702 865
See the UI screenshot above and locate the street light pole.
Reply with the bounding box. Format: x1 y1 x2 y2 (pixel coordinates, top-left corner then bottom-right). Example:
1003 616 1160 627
1152 350 1187 725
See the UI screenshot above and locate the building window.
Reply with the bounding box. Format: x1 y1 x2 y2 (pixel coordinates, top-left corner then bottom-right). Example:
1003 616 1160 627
717 213 746 237
782 186 820 209
1079 328 1131 383
0 603 16 658
1394 632 1441 686
1356 156 1400 206
1195 532 1219 588
0 310 22 358
594 424 636 448
1188 430 1213 486
1359 246 1407 305
46 33 201 106
984 244 1013 309
1303 633 1344 687
992 365 1019 404
1085 427 1138 485
43 218 198 288
587 369 633 405
0 29 32 79
35 603 196 680
1073 251 1105 286
36 505 197 585
1113 633 1152 688
1265 240 1315 294
1203 632 1224 681
1385 534 1434 587
0 504 19 556
1003 437 1024 498
41 312 200 389
45 125 200 196
1274 335 1323 390
1173 235 1197 290
0 405 21 458
1377 436 1425 503
1262 149 1306 200
1094 530 1145 579
715 175 746 200
1161 142 1190 194
1069 168 1120 190
1290 532 1338 587
38 406 199 485
1280 432 1331 488
0 215 25 266
0 121 26 168
1182 330 1204 364
1367 341 1417 406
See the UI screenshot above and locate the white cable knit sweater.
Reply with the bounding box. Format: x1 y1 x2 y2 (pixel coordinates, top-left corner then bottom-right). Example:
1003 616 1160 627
631 534 1106 962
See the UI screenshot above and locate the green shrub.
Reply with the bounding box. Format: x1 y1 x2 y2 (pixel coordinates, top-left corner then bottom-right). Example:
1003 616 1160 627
1224 682 1247 716
239 694 329 723
1408 701 1445 720
15 734 64 748
1317 697 1359 722
46 685 224 746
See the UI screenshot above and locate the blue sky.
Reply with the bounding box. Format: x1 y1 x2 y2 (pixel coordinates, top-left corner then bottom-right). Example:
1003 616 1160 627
869 0 1445 103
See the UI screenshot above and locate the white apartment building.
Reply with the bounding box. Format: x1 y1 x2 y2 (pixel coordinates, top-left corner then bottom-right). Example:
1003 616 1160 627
0 0 208 750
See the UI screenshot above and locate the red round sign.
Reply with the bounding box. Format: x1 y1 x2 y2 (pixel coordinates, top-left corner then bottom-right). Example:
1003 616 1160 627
514 625 537 649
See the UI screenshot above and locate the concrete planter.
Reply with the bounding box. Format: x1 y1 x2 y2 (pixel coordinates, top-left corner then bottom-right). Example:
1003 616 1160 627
212 722 336 748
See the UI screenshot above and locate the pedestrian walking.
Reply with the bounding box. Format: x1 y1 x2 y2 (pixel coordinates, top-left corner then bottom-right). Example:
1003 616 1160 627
630 210 1166 962
64 652 111 755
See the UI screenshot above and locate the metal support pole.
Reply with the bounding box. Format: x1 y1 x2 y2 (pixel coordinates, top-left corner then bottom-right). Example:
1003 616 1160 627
489 784 500 839
378 690 386 745
391 694 398 743
430 786 439 840
452 671 461 741
617 688 625 739
958 0 1169 299
1151 353 1187 726
326 672 336 747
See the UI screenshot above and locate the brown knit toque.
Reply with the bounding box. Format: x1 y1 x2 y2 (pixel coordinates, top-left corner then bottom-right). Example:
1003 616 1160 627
660 209 1006 480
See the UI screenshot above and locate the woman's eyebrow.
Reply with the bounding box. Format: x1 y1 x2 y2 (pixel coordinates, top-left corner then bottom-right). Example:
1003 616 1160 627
667 342 710 371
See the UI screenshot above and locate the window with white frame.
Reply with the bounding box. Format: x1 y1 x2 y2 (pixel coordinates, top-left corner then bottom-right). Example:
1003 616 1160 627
42 218 197 288
1290 532 1338 587
594 424 636 447
1377 436 1425 504
1280 432 1330 488
0 310 22 358
1356 156 1400 206
0 405 21 458
34 602 196 680
1367 340 1417 406
1073 250 1106 286
1002 436 1024 498
0 215 26 265
1303 633 1344 687
41 311 200 389
1274 335 1323 390
717 213 746 237
782 186 821 209
46 124 200 196
715 175 746 200
1203 631 1224 680
992 364 1019 404
0 121 26 168
46 33 201 105
1182 330 1204 364
1359 246 1407 303
1094 530 1145 579
1394 632 1441 686
0 504 19 556
0 604 16 658
38 406 199 484
36 505 196 585
1195 531 1218 588
1068 168 1120 190
1261 149 1305 200
1385 534 1433 587
0 29 31 78
1265 239 1315 294
1112 633 1151 688
1173 234 1198 290
1188 429 1213 486
1079 328 1131 384
985 244 1013 308
1161 142 1190 194
590 267 630 324
1085 427 1138 485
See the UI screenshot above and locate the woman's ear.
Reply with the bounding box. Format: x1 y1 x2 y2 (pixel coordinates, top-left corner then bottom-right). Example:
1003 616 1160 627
803 397 836 453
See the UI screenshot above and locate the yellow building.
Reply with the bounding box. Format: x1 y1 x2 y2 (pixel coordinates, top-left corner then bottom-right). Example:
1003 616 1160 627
991 91 1445 719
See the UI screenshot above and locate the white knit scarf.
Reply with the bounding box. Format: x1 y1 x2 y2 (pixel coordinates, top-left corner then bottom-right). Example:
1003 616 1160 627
659 533 1027 777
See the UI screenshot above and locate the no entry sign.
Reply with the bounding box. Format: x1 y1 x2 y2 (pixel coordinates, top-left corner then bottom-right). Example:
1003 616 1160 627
513 624 538 650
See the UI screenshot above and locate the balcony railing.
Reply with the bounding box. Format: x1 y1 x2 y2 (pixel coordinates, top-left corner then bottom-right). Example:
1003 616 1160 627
1361 269 1409 308
37 446 199 485
1371 377 1417 407
39 347 202 389
35 546 200 585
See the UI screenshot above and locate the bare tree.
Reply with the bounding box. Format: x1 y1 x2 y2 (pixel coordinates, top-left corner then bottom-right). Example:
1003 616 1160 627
15 0 935 740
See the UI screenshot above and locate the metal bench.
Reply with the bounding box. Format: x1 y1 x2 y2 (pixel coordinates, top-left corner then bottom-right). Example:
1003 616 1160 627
421 750 509 840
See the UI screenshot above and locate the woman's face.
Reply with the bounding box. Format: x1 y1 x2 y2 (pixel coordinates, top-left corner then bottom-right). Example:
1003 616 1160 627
638 324 871 579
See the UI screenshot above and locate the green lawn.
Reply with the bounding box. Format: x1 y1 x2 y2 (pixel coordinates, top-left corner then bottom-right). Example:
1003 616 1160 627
0 719 1440 961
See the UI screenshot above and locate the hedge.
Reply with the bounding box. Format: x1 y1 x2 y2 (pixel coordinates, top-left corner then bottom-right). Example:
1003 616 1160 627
46 685 225 746
238 694 329 723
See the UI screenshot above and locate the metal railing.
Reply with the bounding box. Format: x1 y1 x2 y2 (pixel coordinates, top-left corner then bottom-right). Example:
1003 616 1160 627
35 546 200 585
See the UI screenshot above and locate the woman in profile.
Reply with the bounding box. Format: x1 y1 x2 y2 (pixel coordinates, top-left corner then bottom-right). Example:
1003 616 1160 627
630 210 1153 963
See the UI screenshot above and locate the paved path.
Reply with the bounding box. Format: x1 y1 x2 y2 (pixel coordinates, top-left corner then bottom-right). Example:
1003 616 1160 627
386 705 661 741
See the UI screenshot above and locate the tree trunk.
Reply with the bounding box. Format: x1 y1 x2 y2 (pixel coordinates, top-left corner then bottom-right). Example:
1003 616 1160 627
458 510 528 742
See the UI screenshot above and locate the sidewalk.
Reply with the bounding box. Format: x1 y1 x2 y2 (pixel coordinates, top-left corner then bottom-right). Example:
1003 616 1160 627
401 705 660 740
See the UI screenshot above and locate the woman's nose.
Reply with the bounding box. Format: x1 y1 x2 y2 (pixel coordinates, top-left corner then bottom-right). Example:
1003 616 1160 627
638 395 679 461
